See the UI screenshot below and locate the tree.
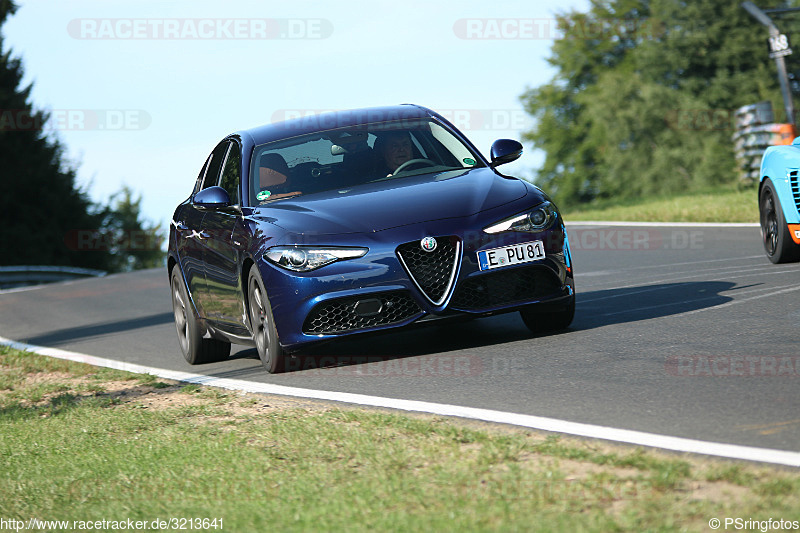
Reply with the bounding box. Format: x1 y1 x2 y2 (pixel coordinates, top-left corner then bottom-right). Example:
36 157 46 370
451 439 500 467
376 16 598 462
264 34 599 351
0 1 105 268
520 0 796 207
0 1 164 272
95 187 165 272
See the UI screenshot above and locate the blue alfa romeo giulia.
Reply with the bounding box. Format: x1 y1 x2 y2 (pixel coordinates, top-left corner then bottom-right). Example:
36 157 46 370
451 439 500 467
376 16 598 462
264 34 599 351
168 105 575 373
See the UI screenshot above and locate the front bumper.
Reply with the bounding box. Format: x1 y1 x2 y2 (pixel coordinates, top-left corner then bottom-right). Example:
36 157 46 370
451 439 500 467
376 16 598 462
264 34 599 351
259 218 574 350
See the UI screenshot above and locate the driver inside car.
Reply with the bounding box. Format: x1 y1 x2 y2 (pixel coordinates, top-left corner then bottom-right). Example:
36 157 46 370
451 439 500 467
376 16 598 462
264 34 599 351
373 131 419 177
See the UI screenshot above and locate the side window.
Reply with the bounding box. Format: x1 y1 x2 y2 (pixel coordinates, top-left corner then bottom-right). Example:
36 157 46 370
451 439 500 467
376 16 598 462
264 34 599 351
193 154 212 194
199 141 230 192
219 142 241 206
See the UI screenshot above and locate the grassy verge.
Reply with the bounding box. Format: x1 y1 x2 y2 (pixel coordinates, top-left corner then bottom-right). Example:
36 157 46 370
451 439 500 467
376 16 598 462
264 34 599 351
1 344 798 532
562 187 759 223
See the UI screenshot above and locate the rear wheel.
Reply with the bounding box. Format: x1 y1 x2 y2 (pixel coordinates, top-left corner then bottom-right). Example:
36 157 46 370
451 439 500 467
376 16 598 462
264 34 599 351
247 266 286 374
759 179 800 264
520 294 575 335
170 266 231 364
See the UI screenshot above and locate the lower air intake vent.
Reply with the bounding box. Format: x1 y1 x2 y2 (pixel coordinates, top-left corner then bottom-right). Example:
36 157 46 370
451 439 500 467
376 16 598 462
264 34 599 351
303 291 422 335
450 265 562 311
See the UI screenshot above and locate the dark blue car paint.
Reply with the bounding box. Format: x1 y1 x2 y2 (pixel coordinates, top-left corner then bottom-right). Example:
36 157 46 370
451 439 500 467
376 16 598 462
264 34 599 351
168 104 574 352
257 167 528 235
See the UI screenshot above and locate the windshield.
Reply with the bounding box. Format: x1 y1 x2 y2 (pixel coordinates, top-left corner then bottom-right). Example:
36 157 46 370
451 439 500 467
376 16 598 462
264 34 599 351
249 118 484 205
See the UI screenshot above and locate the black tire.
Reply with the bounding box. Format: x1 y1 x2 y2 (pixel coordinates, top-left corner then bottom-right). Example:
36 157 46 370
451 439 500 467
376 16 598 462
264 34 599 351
520 294 575 335
170 266 231 364
247 266 286 374
760 179 800 264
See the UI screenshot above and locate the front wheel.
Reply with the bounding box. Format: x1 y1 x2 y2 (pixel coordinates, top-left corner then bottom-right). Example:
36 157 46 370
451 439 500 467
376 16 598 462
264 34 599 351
759 179 800 264
170 266 231 364
247 266 286 373
520 295 575 335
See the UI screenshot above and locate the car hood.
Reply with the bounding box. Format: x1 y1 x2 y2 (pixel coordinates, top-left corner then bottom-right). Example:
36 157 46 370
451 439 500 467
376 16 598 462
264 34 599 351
255 167 534 235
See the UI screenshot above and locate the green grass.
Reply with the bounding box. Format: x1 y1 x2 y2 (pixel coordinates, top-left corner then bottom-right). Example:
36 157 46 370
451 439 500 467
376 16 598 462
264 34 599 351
562 187 759 223
1 345 798 532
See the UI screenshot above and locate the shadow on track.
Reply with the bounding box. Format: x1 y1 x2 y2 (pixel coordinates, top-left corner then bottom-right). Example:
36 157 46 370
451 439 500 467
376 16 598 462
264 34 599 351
215 280 740 374
22 312 174 347
573 280 739 329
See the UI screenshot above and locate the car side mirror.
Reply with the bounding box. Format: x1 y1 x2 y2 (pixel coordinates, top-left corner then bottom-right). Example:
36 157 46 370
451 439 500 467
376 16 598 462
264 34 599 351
193 186 231 208
489 139 523 167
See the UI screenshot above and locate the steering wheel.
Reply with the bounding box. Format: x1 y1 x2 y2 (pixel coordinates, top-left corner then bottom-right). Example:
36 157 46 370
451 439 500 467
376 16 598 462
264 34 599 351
392 158 437 175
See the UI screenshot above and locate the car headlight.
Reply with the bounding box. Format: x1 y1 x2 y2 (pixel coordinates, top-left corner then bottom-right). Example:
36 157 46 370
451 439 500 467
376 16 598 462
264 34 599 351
264 246 368 272
483 201 558 234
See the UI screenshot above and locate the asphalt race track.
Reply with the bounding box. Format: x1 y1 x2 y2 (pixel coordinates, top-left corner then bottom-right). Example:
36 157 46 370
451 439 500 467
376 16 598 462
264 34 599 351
2 223 799 456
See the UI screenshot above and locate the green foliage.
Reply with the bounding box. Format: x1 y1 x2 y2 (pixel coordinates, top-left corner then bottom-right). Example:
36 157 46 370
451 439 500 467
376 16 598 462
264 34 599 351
521 0 798 207
94 187 165 272
0 1 163 272
562 186 758 222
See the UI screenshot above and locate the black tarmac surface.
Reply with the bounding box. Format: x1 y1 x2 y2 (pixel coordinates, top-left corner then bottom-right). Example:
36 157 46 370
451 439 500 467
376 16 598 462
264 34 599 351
2 224 798 452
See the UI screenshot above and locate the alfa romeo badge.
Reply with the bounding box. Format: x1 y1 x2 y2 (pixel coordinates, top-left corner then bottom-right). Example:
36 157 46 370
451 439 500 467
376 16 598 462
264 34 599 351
420 236 437 252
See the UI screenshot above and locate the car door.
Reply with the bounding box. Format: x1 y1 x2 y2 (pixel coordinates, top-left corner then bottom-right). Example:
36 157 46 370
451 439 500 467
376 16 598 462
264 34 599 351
175 141 228 314
200 138 250 328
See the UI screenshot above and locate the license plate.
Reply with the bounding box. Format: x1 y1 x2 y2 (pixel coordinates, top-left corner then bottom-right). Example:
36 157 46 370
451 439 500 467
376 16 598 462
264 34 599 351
477 241 545 271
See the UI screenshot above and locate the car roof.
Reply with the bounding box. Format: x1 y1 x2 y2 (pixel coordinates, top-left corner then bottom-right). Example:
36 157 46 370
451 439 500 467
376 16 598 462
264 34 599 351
238 104 436 146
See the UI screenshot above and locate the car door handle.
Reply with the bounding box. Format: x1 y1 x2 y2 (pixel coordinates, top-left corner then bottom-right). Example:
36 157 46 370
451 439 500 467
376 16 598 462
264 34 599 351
186 230 208 240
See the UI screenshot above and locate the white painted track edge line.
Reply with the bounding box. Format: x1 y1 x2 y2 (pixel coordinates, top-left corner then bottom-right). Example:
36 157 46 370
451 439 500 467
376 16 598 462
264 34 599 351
1 336 798 468
566 221 759 228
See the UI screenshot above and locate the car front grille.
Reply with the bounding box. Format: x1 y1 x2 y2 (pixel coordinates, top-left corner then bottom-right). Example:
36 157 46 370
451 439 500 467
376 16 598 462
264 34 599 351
396 236 460 305
790 170 800 214
449 265 563 311
302 291 422 335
